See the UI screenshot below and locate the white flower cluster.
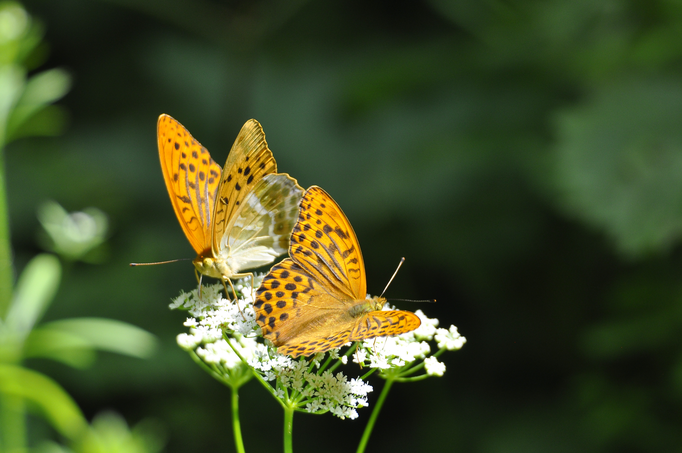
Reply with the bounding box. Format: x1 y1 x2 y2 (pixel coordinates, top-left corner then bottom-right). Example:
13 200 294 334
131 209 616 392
171 281 260 369
170 280 373 419
170 282 466 420
247 347 373 420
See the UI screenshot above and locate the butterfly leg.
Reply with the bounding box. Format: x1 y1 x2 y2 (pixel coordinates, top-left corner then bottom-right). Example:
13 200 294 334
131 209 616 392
222 276 247 321
246 272 255 304
194 269 204 300
354 345 362 368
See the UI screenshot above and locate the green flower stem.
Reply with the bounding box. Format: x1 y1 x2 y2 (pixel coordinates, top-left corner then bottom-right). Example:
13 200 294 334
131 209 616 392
1 395 27 453
283 404 294 453
224 335 285 405
231 387 245 453
396 374 429 383
433 347 447 358
356 377 394 453
400 360 425 376
188 350 228 383
328 346 356 374
360 368 377 380
0 144 13 318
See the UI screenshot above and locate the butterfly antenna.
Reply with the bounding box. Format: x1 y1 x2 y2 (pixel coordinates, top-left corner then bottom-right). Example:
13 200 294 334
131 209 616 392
387 298 436 303
380 257 405 298
129 258 190 266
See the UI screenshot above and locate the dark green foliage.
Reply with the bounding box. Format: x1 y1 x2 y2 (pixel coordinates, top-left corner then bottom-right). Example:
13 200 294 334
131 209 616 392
8 0 682 451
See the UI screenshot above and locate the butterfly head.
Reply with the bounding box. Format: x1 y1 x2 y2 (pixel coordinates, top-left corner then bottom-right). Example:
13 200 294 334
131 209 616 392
193 254 233 280
369 295 387 311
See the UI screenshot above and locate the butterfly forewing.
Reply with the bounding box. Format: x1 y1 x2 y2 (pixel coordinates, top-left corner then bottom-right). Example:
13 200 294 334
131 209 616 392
157 114 221 255
211 119 279 257
349 310 422 342
289 187 366 301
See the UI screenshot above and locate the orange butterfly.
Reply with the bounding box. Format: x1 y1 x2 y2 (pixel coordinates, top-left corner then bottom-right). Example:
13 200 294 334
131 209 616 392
254 186 421 358
156 114 303 297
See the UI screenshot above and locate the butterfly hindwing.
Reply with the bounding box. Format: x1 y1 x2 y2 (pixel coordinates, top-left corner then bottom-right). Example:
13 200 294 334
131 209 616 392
157 114 222 255
254 258 354 354
220 173 303 273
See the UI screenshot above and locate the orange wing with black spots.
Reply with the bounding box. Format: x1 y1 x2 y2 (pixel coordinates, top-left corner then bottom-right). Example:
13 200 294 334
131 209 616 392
158 114 221 255
211 120 277 257
289 187 366 301
254 186 421 358
156 115 303 281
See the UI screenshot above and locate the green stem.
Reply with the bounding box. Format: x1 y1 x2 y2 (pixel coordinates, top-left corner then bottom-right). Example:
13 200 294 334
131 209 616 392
231 387 245 453
224 333 285 405
356 377 394 453
0 142 13 318
396 374 430 383
283 405 294 453
1 394 27 453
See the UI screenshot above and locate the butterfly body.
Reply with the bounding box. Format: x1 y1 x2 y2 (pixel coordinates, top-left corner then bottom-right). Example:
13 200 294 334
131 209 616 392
157 114 303 291
255 186 421 358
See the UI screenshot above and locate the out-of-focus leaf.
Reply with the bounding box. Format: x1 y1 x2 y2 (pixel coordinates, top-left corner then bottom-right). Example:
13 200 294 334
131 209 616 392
7 104 69 140
24 326 97 368
0 64 23 144
5 67 70 141
5 254 60 336
0 364 86 439
37 201 109 262
552 77 682 257
33 440 74 453
39 318 157 359
73 412 165 453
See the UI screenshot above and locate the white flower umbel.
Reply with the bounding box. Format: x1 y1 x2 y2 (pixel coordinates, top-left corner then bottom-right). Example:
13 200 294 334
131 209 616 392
171 283 467 419
171 281 260 389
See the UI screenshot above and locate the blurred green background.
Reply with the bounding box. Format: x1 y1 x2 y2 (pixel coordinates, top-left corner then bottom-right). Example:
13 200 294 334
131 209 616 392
6 0 682 451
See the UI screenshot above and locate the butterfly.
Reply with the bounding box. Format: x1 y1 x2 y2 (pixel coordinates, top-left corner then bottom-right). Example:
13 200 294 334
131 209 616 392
156 114 303 298
254 186 421 358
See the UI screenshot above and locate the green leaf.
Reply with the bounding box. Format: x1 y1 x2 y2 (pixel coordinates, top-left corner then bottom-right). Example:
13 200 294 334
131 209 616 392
24 327 97 368
5 254 60 336
552 76 682 257
39 318 157 359
73 412 165 453
6 104 68 140
5 67 70 141
0 364 86 439
0 64 24 146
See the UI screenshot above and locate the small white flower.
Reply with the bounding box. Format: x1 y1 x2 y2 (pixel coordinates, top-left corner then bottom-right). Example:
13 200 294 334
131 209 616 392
176 333 200 350
435 325 467 351
424 356 446 376
413 310 439 340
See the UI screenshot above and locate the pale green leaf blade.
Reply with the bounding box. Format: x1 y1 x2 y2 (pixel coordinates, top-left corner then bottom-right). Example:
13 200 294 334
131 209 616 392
0 364 86 439
6 253 60 335
40 318 157 359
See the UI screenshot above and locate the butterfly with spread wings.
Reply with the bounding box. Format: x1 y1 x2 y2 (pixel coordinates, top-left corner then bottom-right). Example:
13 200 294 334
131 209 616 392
254 186 421 358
